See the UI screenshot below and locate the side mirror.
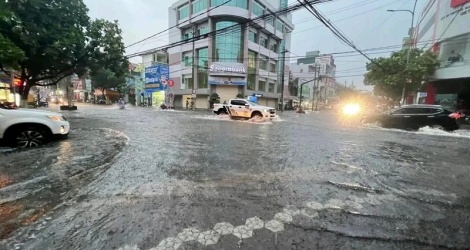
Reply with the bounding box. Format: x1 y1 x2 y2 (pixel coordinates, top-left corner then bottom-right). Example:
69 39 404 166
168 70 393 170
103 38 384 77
245 103 250 107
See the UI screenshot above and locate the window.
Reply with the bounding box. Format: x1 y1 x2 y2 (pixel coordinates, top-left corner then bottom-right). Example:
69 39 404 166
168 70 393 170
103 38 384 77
182 28 193 40
231 99 247 105
276 20 283 32
248 51 257 69
247 73 256 90
178 4 189 20
280 0 288 9
258 80 266 92
182 51 192 67
252 1 264 16
269 40 278 52
269 62 276 73
268 82 275 93
259 56 267 70
192 0 207 14
266 17 274 27
198 25 209 36
260 34 268 48
197 47 209 88
182 74 193 89
213 21 244 63
248 30 258 43
211 0 248 9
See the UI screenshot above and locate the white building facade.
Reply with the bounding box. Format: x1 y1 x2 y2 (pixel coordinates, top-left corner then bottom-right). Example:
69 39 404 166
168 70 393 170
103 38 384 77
167 0 294 109
415 0 470 109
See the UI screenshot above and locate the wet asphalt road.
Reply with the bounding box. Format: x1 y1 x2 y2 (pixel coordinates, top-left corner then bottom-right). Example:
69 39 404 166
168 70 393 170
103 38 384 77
1 104 470 250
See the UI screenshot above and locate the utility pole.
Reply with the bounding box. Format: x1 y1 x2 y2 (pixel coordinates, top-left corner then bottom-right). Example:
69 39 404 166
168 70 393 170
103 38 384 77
280 49 287 112
191 25 196 111
312 65 319 111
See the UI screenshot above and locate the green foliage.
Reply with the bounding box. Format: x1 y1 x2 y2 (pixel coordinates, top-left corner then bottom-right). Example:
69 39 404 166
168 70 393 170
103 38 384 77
90 68 125 96
0 0 128 101
0 4 25 69
236 94 244 98
209 93 220 104
364 49 439 101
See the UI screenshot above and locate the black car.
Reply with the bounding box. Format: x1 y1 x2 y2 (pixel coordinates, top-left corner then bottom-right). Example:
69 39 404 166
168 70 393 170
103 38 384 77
361 105 460 131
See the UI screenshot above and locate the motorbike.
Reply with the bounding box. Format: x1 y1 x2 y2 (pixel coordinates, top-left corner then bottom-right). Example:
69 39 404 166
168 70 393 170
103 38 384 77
118 101 125 109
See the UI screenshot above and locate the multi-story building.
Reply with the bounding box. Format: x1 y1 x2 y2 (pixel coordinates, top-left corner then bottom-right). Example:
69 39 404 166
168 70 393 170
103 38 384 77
167 0 294 109
290 51 336 108
415 0 470 110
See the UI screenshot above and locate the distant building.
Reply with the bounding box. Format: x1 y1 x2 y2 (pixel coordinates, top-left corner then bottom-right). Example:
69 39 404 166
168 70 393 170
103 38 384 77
415 0 470 110
134 50 168 106
290 51 336 107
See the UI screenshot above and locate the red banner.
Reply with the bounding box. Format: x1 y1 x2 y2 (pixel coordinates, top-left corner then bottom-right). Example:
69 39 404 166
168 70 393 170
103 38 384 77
451 0 470 8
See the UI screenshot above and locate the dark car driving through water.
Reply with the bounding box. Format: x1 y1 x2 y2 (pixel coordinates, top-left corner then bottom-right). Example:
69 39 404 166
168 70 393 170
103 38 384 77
361 104 460 131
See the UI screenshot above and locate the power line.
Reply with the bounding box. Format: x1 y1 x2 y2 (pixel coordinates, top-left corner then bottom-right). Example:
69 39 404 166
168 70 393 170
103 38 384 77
125 0 233 49
125 0 334 58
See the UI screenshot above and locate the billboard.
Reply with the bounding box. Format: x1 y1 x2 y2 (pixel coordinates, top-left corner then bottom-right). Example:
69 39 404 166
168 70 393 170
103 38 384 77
145 65 169 92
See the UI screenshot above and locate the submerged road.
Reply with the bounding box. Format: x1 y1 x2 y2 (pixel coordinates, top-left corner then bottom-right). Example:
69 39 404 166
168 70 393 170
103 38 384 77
1 105 469 249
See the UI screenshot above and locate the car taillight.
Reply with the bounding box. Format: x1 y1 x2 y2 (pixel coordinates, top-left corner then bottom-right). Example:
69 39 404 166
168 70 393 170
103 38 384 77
449 113 461 119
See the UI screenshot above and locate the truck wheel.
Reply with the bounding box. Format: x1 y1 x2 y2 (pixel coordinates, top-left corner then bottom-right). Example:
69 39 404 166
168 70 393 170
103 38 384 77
8 126 50 148
251 112 263 119
218 108 227 115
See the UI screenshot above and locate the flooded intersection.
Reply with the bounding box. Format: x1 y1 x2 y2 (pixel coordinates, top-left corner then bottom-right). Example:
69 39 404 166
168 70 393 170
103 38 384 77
1 107 469 249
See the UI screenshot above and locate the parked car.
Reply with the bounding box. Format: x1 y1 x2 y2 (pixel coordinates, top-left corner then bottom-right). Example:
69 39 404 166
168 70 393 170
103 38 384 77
212 99 276 119
0 108 70 148
361 104 460 131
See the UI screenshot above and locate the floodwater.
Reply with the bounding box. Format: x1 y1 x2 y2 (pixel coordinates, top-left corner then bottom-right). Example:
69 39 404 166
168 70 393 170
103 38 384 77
1 106 469 249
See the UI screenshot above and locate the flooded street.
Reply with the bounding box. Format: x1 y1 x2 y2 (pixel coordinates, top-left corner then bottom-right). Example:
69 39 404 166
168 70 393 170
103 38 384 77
1 105 470 249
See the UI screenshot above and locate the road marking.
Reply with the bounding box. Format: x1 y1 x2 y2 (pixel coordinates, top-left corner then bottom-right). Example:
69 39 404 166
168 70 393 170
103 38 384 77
119 199 357 250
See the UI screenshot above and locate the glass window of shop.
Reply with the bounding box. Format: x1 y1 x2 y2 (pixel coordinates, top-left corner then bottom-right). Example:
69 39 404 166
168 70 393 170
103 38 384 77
252 1 264 16
258 80 266 92
280 0 288 9
192 0 207 14
268 82 275 93
197 47 209 88
178 4 189 20
182 74 193 89
276 20 283 32
259 56 267 70
182 28 193 40
213 21 244 63
248 29 258 43
247 51 257 90
211 0 248 9
182 51 192 67
259 33 268 48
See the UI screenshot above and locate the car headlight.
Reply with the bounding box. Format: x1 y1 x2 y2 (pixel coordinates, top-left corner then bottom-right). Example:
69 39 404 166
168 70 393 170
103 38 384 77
263 109 268 112
342 104 361 116
48 115 65 121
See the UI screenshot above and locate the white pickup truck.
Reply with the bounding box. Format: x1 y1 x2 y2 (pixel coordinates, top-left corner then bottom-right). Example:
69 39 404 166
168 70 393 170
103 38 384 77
213 99 276 119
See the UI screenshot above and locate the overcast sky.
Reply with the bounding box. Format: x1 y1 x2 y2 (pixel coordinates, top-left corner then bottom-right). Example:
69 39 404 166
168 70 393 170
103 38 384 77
84 0 427 90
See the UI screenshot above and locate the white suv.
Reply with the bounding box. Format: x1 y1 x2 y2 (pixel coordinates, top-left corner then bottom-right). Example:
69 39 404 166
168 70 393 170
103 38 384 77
0 107 70 148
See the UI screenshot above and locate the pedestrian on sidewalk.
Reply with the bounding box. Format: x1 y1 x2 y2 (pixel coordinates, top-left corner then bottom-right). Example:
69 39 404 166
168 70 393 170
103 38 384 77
186 99 189 109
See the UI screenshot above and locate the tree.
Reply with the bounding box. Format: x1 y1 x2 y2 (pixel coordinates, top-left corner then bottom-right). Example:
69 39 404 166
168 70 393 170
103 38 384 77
90 68 125 99
0 0 128 105
236 94 244 98
288 71 298 96
364 49 439 102
0 5 24 69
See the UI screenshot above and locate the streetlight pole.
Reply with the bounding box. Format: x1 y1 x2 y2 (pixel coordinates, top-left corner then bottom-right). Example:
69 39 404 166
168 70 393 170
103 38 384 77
388 0 417 105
